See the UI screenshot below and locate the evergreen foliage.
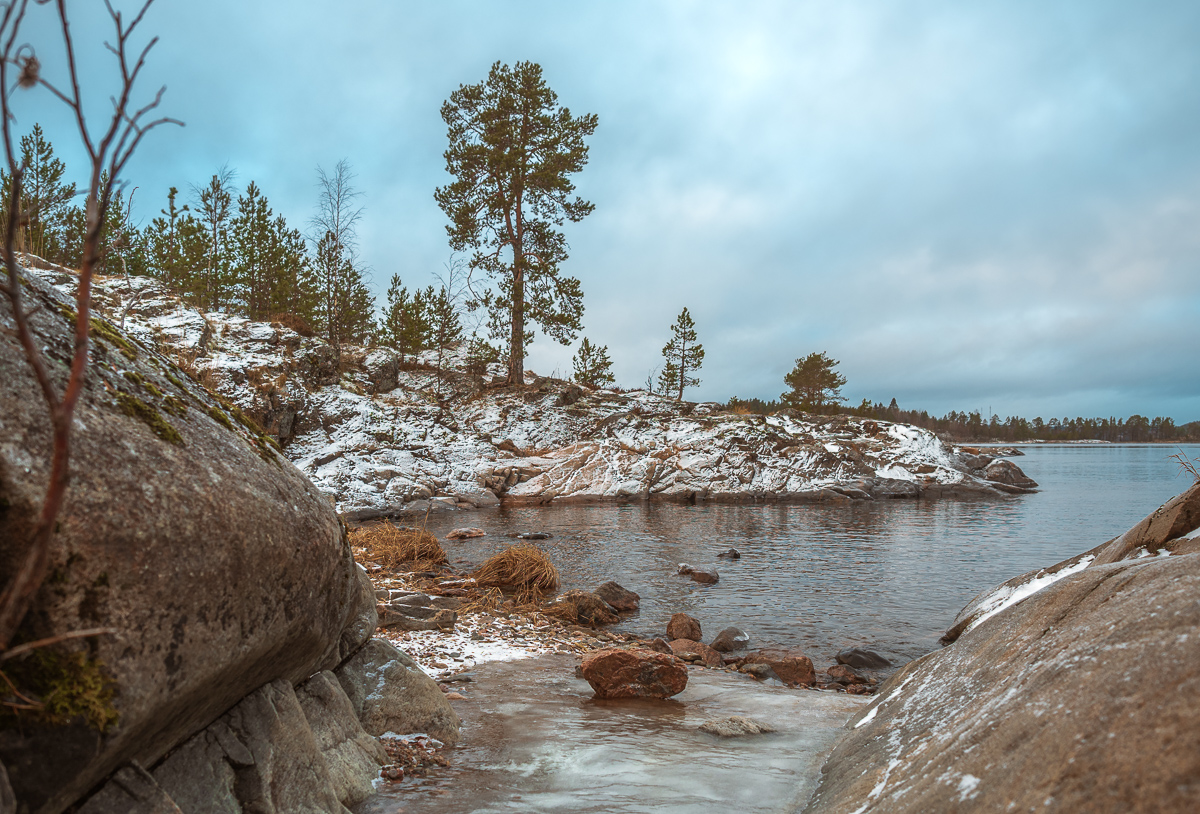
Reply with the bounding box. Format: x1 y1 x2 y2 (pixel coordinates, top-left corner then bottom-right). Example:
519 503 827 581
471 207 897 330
382 276 433 362
572 337 614 388
310 161 374 353
658 307 704 400
436 60 597 385
428 285 464 396
781 351 846 411
192 169 235 311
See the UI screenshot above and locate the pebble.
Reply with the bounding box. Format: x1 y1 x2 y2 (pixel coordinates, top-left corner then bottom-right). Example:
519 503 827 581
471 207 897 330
445 692 466 700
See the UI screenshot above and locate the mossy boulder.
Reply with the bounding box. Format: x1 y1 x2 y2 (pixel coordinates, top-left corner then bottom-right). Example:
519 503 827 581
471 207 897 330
0 268 360 813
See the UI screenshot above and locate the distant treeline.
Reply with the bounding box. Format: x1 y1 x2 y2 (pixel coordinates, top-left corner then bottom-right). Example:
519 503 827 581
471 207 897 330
725 396 1200 444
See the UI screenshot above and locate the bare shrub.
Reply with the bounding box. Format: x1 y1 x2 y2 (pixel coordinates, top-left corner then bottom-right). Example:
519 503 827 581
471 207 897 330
352 523 448 570
269 311 314 338
473 543 559 592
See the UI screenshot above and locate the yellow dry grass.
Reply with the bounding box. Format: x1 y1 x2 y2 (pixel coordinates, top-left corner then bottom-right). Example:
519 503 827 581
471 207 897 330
351 523 447 570
472 543 560 593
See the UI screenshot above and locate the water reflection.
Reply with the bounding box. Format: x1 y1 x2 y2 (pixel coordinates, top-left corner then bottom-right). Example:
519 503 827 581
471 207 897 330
423 445 1197 666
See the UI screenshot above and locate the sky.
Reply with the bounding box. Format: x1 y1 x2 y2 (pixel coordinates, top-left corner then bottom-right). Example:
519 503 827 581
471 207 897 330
14 0 1200 421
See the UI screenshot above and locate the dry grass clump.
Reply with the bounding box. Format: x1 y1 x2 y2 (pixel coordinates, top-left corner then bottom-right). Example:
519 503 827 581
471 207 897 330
472 543 559 592
352 523 447 570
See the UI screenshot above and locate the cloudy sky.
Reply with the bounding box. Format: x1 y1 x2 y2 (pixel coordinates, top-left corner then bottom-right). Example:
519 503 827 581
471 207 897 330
16 0 1200 421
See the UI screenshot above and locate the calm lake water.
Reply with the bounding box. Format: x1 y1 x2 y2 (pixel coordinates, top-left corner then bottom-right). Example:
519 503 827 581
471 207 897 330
422 444 1200 668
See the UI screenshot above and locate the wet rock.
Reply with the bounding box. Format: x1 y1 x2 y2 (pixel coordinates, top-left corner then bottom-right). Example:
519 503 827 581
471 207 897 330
870 478 920 499
335 638 461 746
698 716 778 737
740 663 780 682
548 589 619 626
826 665 869 685
445 527 486 539
666 613 703 642
677 564 719 584
835 647 891 669
743 649 816 687
580 648 688 699
669 639 725 668
378 603 457 631
710 627 750 653
511 531 552 540
716 548 741 559
593 581 641 612
984 459 1038 490
844 683 873 695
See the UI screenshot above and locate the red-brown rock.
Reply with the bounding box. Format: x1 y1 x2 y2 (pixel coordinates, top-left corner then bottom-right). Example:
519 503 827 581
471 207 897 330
744 648 816 687
580 648 688 699
593 581 640 612
666 613 702 642
668 639 725 668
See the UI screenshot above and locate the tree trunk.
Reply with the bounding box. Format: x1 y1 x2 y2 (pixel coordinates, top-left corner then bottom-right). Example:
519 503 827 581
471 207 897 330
509 264 524 385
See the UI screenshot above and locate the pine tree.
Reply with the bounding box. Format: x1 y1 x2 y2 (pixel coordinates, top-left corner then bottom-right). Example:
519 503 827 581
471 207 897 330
780 352 846 412
145 186 207 297
658 307 704 400
232 181 273 318
193 169 235 311
428 285 464 398
381 276 433 362
11 125 76 260
313 229 373 349
572 337 614 389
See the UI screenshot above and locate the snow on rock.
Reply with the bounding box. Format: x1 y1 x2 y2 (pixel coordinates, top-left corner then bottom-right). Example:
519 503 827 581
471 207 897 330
37 266 1033 518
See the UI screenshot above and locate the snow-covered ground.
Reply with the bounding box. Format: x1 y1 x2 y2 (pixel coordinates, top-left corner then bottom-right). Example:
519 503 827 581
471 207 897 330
33 264 1032 519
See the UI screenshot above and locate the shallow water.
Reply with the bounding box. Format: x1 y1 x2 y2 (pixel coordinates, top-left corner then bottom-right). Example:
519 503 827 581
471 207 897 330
357 655 866 814
420 444 1199 666
361 444 1197 813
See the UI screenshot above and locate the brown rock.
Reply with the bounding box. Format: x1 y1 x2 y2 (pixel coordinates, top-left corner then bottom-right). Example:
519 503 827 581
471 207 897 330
743 649 816 687
646 637 673 655
666 612 702 642
593 581 640 612
548 589 619 626
827 664 867 685
983 459 1038 490
445 527 486 539
807 494 1200 814
580 648 688 699
698 716 776 737
710 626 750 652
668 639 725 668
688 567 720 584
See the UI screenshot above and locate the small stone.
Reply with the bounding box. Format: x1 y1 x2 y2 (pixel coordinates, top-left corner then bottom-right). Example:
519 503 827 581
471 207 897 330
710 626 750 653
698 715 777 737
593 581 641 612
835 647 892 669
716 548 741 559
446 527 486 539
445 692 466 700
382 765 404 781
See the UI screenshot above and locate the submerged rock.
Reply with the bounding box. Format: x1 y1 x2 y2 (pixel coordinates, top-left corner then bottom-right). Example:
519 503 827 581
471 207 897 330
698 716 778 737
580 648 688 699
446 527 486 539
717 548 741 559
807 484 1200 814
834 647 891 669
666 613 702 642
548 589 619 627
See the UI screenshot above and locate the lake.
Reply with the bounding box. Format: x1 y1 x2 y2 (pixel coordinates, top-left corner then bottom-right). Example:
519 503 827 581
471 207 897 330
421 444 1200 668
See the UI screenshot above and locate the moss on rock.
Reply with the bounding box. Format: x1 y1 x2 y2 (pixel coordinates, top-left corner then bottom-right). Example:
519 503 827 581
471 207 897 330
116 392 183 446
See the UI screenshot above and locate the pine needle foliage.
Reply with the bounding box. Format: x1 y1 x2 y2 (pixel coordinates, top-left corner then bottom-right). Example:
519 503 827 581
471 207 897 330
572 336 614 388
659 307 704 400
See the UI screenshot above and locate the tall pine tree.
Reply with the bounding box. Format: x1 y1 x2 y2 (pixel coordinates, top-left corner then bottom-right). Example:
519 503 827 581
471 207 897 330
658 307 704 401
572 337 614 388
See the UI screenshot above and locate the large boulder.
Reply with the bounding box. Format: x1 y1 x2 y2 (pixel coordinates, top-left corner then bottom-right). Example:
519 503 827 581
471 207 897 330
579 648 689 699
807 487 1200 814
983 459 1038 490
0 270 360 813
295 671 387 808
335 638 460 746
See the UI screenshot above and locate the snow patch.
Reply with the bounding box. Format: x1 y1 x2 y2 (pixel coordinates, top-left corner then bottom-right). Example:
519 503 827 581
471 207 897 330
966 556 1095 633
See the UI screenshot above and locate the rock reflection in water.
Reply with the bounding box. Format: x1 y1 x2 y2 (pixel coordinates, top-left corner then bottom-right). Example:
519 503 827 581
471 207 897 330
357 654 866 814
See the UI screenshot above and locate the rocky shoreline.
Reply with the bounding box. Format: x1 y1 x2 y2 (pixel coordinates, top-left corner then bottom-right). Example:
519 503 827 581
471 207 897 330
25 263 1038 523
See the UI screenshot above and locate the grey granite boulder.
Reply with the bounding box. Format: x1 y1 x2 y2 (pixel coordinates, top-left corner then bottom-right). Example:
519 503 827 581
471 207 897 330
152 679 347 814
296 671 387 807
0 269 358 813
335 638 460 746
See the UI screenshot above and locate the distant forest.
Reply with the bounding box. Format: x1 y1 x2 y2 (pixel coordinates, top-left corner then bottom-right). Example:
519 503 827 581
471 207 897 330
725 396 1200 444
